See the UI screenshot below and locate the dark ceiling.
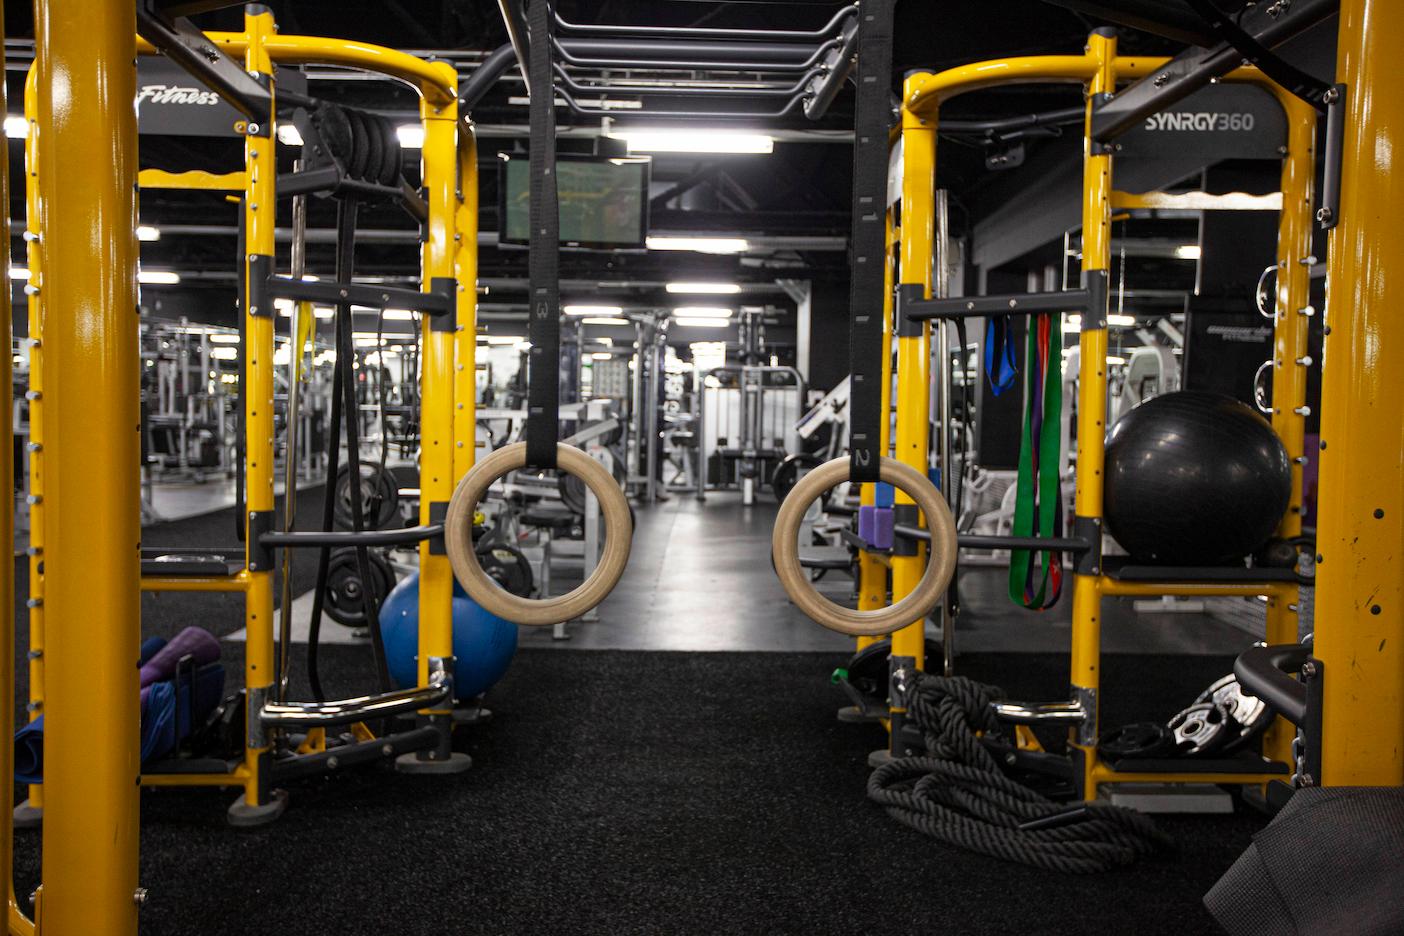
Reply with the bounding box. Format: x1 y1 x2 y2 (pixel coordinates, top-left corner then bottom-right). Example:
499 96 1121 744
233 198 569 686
3 1 1254 339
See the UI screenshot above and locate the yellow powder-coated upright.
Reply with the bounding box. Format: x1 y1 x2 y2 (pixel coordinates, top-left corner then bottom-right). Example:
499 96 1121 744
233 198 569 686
0 30 29 936
20 64 44 827
1068 30 1117 796
416 65 461 710
1261 89 1317 779
454 128 480 484
33 0 142 930
887 76 936 732
1315 0 1404 786
239 7 279 811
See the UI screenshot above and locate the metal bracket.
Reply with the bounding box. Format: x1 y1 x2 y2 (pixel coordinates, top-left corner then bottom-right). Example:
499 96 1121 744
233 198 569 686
246 510 275 571
893 283 925 337
1072 515 1103 575
1082 268 1108 330
891 504 919 557
246 684 268 750
246 254 273 318
428 502 449 555
1318 84 1345 231
1073 684 1098 748
1299 656 1324 786
428 277 458 332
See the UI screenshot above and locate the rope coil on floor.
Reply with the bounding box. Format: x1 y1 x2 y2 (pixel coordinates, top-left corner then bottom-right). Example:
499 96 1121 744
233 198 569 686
868 675 1173 873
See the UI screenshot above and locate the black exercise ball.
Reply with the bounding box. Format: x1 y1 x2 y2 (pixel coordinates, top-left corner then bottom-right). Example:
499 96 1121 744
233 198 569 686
1103 390 1291 565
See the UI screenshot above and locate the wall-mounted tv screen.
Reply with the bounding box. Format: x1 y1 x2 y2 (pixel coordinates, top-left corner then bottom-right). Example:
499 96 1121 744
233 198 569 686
499 153 651 249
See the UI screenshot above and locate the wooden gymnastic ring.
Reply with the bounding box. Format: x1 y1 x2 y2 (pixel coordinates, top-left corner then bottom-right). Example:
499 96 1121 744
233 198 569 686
771 456 957 637
445 443 633 626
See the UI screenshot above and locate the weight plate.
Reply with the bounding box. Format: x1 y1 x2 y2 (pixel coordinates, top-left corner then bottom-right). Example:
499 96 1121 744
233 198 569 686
1099 722 1174 761
1167 701 1232 757
1195 674 1270 752
477 543 534 598
333 463 400 531
771 454 823 504
324 547 397 627
343 108 372 181
557 450 627 517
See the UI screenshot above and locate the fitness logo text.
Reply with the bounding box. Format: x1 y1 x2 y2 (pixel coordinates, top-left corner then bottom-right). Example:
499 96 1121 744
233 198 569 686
1143 111 1257 132
137 85 221 108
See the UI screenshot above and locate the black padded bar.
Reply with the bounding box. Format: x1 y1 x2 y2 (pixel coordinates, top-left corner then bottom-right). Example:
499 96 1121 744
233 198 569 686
1090 0 1337 144
1235 644 1313 726
525 0 560 470
267 277 450 316
261 525 444 549
845 0 896 484
136 1 272 129
895 524 1093 553
903 288 1091 321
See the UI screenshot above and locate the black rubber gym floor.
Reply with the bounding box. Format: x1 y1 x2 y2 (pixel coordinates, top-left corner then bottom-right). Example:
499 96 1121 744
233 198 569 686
9 494 1263 935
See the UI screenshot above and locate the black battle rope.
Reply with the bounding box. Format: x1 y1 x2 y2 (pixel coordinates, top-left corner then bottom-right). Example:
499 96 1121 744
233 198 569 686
525 0 560 471
306 199 393 700
845 0 896 484
868 675 1172 873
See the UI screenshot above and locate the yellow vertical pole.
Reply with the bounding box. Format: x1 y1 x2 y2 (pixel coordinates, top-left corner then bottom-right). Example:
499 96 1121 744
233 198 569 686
453 127 480 484
239 7 279 814
33 0 141 929
854 210 897 645
1314 0 1404 786
19 65 45 825
1261 92 1316 774
1070 29 1116 799
887 77 935 747
0 32 28 936
409 64 470 770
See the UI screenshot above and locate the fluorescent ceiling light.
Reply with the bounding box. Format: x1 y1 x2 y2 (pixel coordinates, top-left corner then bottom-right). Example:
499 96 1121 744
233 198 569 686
673 306 733 318
610 129 773 154
590 352 613 361
209 347 238 361
515 341 532 351
1174 245 1202 260
396 125 425 149
481 336 524 345
314 306 335 319
208 334 240 344
277 124 304 147
1107 355 1127 365
382 309 414 321
666 282 740 295
137 225 161 242
9 267 29 281
675 317 731 328
1107 313 1137 327
138 270 181 285
565 304 624 317
647 236 749 255
581 316 630 326
3 116 27 139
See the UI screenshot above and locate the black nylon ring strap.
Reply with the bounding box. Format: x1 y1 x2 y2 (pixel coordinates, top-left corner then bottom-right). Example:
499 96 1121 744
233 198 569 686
846 0 897 484
526 0 560 470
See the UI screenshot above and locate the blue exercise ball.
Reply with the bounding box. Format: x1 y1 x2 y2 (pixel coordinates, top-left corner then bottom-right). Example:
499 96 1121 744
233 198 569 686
378 572 518 701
